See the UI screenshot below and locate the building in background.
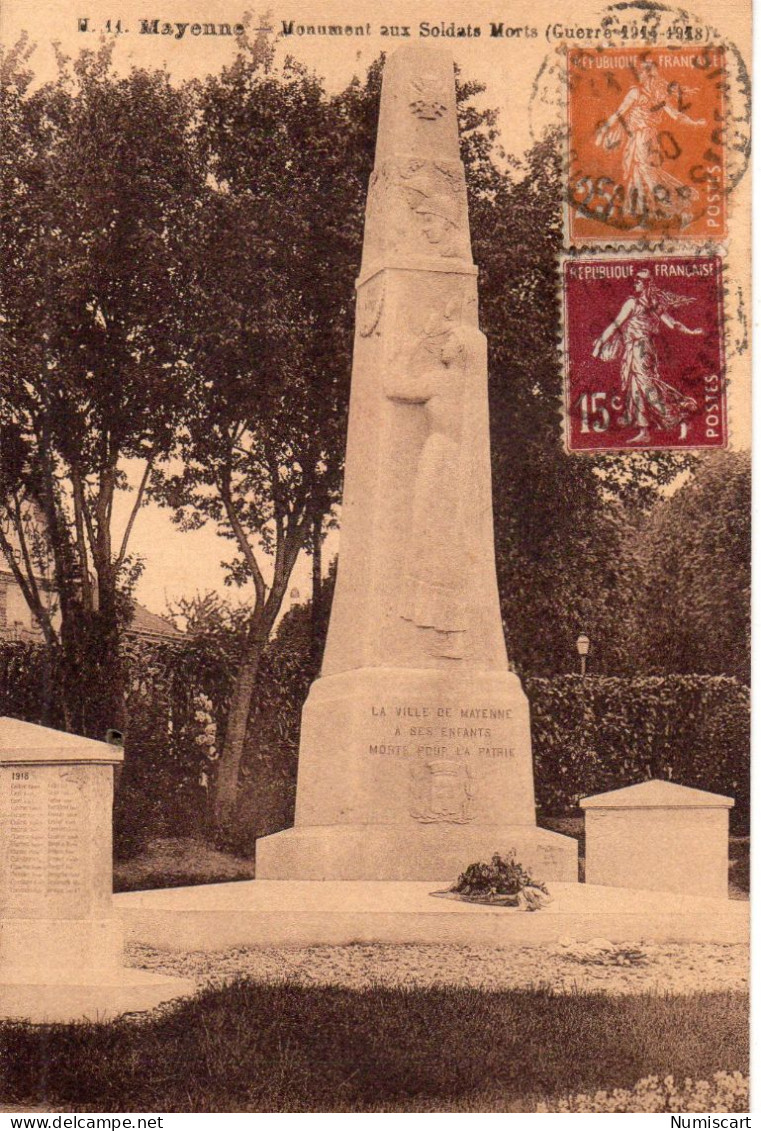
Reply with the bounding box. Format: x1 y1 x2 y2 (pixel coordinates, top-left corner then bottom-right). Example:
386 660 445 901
0 514 180 645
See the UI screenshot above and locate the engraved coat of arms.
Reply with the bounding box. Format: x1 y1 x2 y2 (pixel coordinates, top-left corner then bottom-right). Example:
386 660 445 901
410 759 475 824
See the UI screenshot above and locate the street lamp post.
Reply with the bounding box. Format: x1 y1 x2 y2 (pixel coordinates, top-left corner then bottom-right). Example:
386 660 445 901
576 633 590 677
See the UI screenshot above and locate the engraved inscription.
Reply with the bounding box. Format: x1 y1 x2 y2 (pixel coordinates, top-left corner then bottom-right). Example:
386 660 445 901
47 769 87 898
367 702 515 759
1 766 89 915
7 776 47 904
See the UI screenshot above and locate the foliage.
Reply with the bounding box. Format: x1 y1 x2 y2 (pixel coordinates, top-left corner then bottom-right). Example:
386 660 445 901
0 639 63 726
115 637 221 856
452 853 547 899
474 134 693 677
729 842 749 896
537 1071 749 1113
117 598 327 857
631 451 751 684
147 45 381 830
527 675 750 829
0 41 200 735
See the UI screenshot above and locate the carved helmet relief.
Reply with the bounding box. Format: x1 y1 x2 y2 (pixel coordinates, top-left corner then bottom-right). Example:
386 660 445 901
363 156 468 265
399 161 467 258
408 74 449 120
357 275 385 338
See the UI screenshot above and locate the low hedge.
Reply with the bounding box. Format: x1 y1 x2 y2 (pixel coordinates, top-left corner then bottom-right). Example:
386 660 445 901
526 675 749 830
0 643 749 841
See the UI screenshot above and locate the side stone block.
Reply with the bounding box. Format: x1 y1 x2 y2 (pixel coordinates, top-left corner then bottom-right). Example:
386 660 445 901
581 779 734 898
0 716 194 1023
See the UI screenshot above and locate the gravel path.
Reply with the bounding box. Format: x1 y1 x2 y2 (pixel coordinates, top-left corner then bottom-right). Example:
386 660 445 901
126 940 748 996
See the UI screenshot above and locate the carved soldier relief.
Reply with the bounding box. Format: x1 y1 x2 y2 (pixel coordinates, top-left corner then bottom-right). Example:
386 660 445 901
361 159 470 266
385 296 481 659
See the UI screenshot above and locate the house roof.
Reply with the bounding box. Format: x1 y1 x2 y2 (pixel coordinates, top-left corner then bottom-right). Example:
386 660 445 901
128 604 183 641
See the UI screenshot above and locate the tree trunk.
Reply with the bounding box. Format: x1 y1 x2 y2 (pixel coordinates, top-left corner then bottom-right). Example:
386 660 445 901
211 634 267 839
58 600 126 740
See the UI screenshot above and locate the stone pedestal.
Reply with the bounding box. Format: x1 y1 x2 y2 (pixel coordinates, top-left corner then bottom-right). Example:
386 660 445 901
0 717 193 1023
257 46 577 883
581 779 734 898
257 669 576 880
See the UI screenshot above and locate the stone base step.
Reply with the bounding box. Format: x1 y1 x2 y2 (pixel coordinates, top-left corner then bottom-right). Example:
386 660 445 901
256 823 578 881
115 880 748 951
0 968 195 1024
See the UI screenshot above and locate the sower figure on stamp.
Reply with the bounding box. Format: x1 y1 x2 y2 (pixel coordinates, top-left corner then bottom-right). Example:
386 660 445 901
595 58 705 230
384 299 477 660
592 269 702 444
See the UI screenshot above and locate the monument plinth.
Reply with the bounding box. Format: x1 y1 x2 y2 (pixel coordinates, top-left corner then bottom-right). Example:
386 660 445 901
0 717 192 1023
256 46 577 881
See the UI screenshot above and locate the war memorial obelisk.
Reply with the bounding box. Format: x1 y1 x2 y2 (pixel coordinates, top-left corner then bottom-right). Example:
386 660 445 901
257 46 577 881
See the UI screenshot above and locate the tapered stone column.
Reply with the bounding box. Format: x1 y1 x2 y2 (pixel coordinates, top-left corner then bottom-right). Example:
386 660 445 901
257 46 577 881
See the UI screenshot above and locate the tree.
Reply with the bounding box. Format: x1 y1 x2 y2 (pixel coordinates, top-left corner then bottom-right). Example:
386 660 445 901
155 45 518 837
0 42 201 734
632 450 750 683
471 134 692 676
154 49 366 834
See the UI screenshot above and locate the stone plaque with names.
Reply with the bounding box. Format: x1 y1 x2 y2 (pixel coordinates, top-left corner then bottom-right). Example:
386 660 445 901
0 765 105 918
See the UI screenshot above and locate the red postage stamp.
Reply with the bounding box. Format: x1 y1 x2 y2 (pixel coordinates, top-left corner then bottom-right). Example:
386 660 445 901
567 46 728 241
563 255 726 452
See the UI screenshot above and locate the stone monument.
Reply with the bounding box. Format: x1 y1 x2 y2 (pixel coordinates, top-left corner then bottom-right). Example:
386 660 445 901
0 717 192 1022
581 779 734 898
256 46 577 881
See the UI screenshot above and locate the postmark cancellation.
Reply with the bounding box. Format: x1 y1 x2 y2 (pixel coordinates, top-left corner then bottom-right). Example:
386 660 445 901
566 46 728 242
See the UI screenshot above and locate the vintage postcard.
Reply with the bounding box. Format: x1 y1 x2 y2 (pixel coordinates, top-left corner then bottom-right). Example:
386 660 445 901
0 0 751 1119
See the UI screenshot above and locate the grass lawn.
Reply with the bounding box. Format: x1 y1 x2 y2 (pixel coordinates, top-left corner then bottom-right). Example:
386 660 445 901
0 982 749 1113
114 837 255 892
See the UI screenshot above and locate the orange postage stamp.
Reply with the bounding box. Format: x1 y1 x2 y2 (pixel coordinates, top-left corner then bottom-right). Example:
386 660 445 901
567 46 727 242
